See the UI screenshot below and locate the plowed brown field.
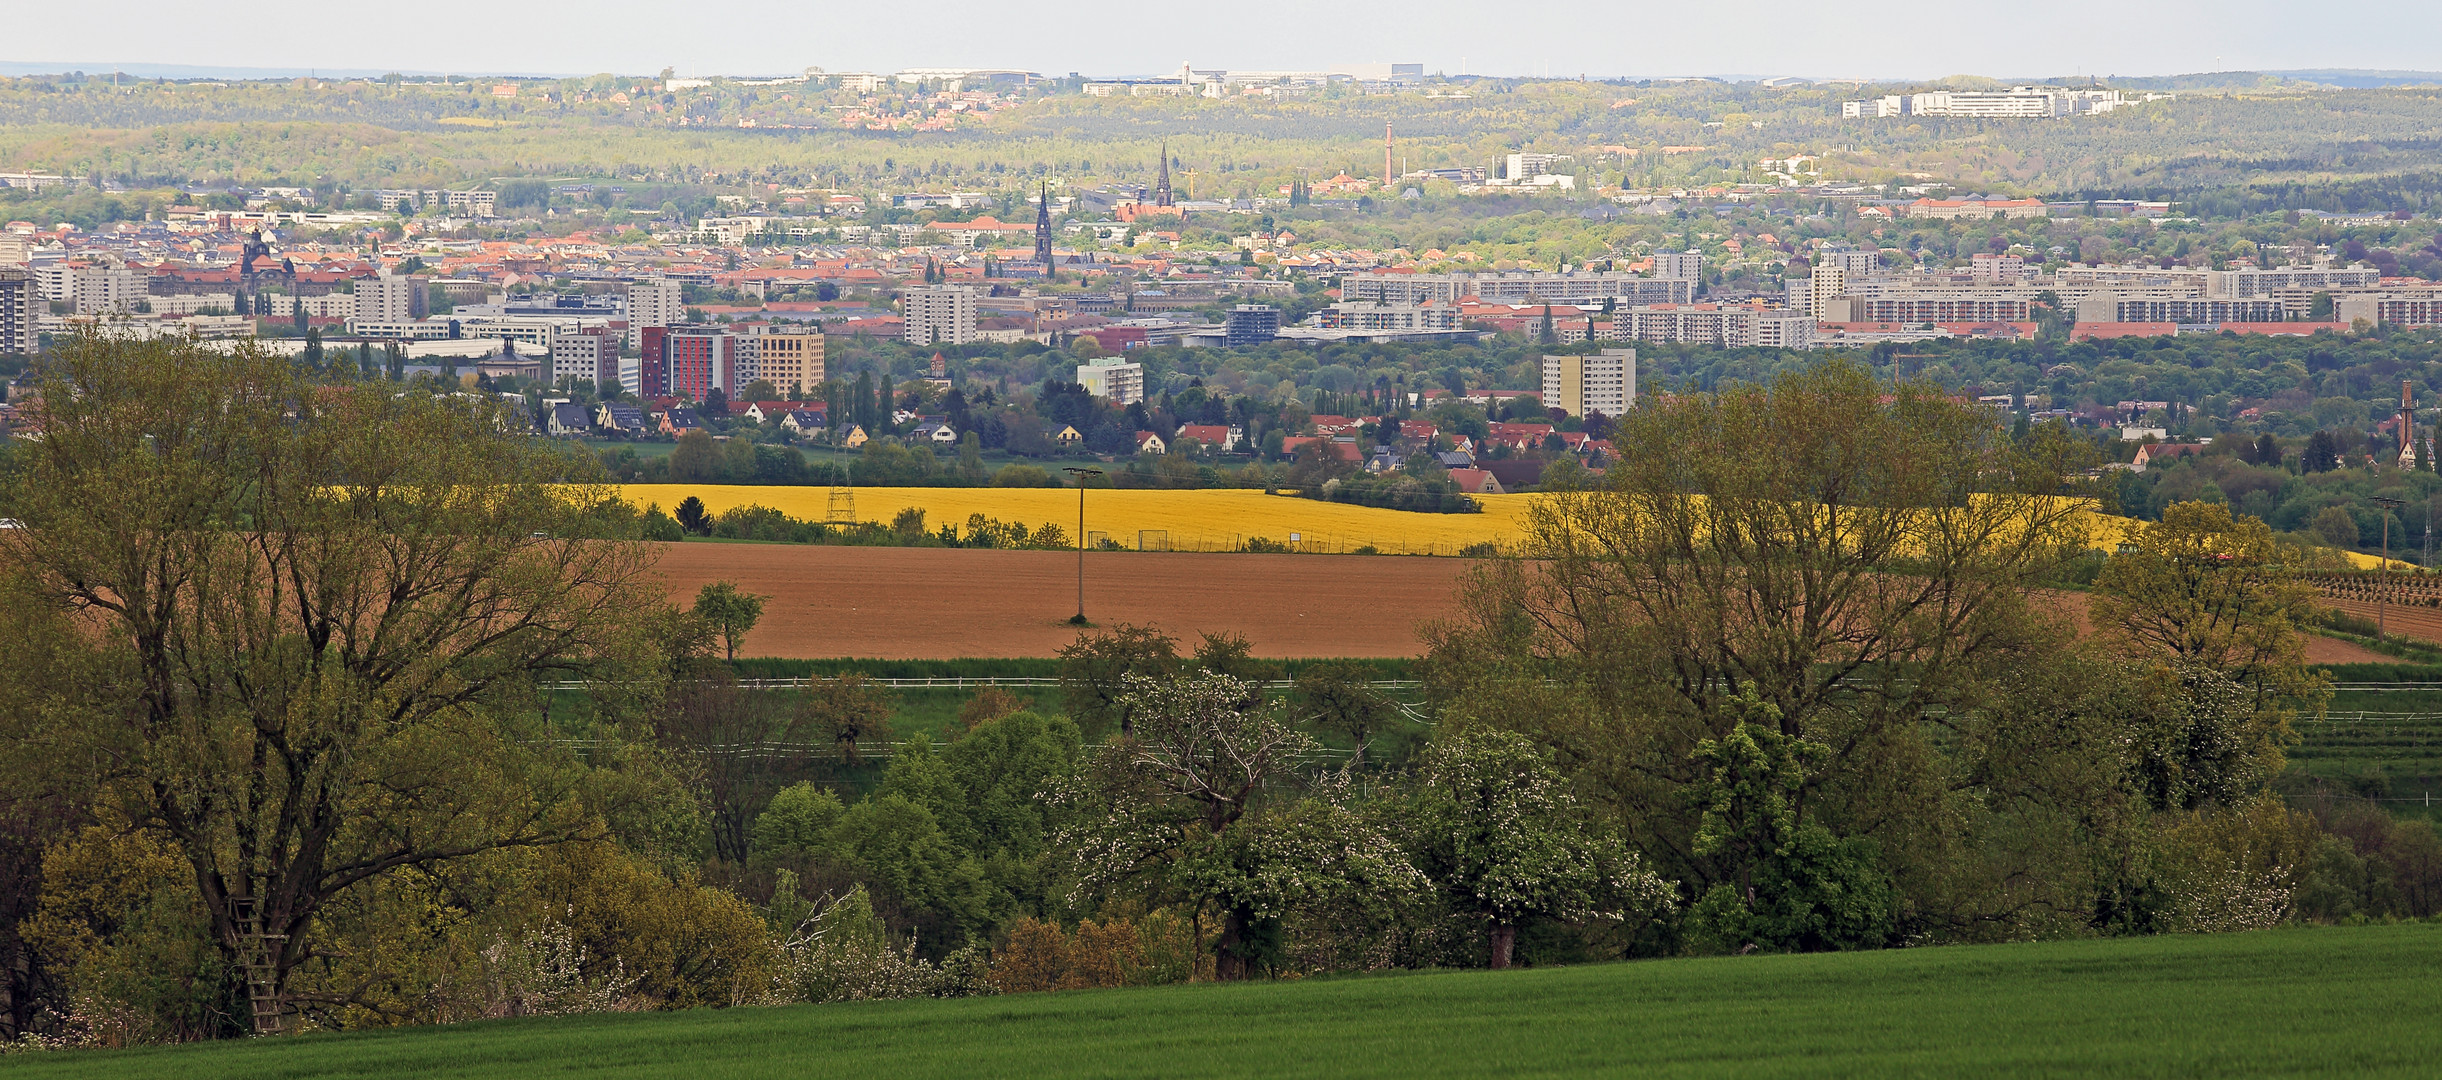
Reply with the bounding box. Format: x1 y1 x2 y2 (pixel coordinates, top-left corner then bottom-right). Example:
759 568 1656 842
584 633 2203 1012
649 543 1479 659
648 542 2397 663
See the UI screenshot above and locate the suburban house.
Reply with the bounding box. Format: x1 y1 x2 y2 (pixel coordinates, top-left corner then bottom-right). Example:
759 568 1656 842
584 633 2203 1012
914 420 960 444
744 400 809 423
1054 424 1083 445
545 402 591 438
1173 422 1236 451
781 409 827 436
1437 450 1477 469
1282 435 1364 462
839 424 869 448
1447 467 1505 495
1134 430 1168 454
2131 442 2202 472
660 408 703 436
595 402 646 434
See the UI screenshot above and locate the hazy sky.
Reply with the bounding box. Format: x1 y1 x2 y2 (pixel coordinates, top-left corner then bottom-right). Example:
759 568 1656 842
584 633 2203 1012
7 0 2439 80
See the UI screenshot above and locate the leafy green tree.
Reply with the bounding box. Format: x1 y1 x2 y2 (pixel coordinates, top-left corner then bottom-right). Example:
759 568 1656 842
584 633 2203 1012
1060 673 1416 980
1681 691 1895 954
2091 501 2326 809
692 581 769 662
1057 624 1182 737
0 334 659 1034
669 430 723 484
2313 505 2361 548
1410 728 1671 968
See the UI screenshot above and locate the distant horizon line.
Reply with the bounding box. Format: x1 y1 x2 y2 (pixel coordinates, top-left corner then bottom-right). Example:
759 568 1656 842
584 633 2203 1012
4 59 2439 86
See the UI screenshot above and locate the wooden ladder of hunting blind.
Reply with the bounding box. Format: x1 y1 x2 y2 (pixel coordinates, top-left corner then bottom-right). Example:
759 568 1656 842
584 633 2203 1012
827 486 856 524
232 899 287 1035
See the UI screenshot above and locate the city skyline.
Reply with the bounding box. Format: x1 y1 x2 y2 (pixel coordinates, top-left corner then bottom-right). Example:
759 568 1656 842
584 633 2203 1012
5 0 2441 83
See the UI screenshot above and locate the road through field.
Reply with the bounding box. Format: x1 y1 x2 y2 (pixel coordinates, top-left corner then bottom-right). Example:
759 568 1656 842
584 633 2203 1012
650 543 1481 659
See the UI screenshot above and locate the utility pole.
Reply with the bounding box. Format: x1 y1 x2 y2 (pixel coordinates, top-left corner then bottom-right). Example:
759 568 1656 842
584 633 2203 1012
2374 494 2405 641
1063 467 1103 624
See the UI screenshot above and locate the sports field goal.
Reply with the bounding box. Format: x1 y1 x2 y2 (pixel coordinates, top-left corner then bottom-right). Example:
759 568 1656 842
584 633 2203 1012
1138 530 1170 552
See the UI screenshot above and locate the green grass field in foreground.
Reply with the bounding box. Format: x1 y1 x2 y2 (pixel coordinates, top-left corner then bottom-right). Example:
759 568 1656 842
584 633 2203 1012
16 923 2441 1079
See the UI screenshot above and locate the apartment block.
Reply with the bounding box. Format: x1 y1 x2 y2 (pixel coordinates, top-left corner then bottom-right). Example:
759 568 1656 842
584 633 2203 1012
73 265 143 314
903 285 979 345
1651 250 1706 281
355 275 430 322
1344 271 1693 307
1809 266 1848 323
1077 357 1146 404
0 267 37 354
1621 305 1814 349
1224 304 1281 346
626 278 685 347
1321 301 1460 332
1542 348 1635 418
1970 253 2025 283
548 326 621 390
753 327 826 396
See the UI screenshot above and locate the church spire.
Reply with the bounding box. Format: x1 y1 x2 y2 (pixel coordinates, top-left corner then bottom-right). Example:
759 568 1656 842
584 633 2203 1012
1155 141 1174 207
1034 182 1055 267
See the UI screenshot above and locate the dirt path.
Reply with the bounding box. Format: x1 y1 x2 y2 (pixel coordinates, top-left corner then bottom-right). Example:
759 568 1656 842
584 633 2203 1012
649 543 1481 659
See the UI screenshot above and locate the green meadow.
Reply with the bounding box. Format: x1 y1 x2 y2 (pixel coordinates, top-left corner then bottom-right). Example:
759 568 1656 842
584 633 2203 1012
15 923 2438 1079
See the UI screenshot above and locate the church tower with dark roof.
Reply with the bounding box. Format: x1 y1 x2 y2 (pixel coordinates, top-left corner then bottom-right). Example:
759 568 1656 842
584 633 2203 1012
1034 182 1054 266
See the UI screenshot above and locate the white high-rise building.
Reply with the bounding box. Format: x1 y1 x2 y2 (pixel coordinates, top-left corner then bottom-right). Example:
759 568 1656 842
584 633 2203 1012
626 278 684 347
72 264 142 315
1542 348 1635 418
1971 252 2026 283
1809 266 1849 324
1076 357 1145 404
355 274 430 322
902 285 978 346
1652 250 1706 281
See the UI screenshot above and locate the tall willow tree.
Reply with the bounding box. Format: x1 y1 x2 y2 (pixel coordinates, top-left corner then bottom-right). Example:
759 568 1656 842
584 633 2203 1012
0 335 662 1034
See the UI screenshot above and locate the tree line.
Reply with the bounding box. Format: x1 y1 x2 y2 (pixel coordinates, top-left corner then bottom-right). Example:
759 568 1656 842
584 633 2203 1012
0 343 2435 1050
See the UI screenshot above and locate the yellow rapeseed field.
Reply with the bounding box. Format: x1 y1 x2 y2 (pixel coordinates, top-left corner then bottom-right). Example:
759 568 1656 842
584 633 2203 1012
616 485 1540 554
615 485 2386 565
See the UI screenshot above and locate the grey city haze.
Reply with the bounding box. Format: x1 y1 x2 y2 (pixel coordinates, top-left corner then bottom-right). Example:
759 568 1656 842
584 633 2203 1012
6 0 2441 82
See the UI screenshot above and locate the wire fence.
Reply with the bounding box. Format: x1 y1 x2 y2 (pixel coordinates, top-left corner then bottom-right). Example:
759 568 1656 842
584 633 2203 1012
545 677 1426 692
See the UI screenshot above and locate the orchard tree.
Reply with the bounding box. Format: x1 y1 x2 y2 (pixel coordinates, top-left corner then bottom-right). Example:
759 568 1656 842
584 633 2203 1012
1411 728 1671 968
1060 673 1417 979
1056 624 1181 737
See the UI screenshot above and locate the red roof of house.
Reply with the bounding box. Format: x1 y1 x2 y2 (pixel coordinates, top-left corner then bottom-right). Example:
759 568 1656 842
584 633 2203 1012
2072 322 2179 341
2216 322 2352 336
1175 423 1230 445
1447 467 1503 495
